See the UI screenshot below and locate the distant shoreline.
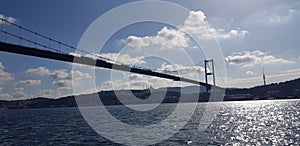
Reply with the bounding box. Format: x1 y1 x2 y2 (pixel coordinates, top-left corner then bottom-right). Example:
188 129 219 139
1 78 300 110
1 98 300 110
0 94 299 110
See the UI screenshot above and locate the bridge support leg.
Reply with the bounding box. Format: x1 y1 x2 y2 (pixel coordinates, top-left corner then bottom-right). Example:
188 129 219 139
204 59 215 92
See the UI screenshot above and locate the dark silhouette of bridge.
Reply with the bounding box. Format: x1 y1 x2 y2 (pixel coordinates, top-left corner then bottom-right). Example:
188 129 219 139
0 18 217 88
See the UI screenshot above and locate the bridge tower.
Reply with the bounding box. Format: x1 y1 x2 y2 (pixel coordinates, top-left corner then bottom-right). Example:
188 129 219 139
204 59 216 86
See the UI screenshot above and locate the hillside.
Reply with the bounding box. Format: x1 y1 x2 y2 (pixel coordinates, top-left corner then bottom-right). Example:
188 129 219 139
1 78 300 109
225 78 300 100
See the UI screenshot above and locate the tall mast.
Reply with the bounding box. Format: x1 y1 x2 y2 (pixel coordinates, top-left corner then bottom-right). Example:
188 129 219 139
262 67 266 86
262 57 266 86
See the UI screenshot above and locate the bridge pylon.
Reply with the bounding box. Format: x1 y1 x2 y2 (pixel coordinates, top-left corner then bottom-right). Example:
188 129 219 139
204 59 216 86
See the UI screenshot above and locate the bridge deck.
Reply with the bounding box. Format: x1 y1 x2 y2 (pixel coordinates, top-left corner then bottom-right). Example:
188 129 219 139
0 42 212 87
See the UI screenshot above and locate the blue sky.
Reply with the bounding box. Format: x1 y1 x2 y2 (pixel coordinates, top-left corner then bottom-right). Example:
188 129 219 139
0 0 300 100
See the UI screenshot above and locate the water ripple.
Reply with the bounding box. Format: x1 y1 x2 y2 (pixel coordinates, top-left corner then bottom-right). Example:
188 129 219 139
0 99 299 145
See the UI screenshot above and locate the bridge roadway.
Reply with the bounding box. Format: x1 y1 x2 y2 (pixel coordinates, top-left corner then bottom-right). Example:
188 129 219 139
0 42 213 87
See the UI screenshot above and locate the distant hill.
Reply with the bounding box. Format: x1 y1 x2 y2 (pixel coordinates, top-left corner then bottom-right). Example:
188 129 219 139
1 78 300 109
225 78 300 100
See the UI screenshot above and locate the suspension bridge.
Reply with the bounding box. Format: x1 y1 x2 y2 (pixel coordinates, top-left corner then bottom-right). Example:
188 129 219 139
0 18 220 89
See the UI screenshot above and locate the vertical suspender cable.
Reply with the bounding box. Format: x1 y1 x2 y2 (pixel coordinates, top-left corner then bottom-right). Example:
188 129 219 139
48 38 51 49
59 42 61 53
19 26 22 45
34 32 37 48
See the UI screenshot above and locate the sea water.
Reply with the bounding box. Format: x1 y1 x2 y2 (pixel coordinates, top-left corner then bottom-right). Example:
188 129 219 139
0 99 299 145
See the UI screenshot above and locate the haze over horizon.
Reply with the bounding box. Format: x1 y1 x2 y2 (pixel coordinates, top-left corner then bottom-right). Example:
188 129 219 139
1 0 300 100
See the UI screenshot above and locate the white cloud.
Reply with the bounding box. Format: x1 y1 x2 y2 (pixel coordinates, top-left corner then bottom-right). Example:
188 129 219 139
19 80 41 86
0 14 16 24
123 36 150 48
85 53 146 66
71 70 92 81
26 66 51 76
263 55 293 64
122 27 189 49
26 67 91 80
181 11 248 41
157 63 205 74
0 93 13 100
49 71 92 91
37 72 91 98
121 11 248 51
26 66 92 95
246 71 255 75
37 88 65 99
218 29 249 40
51 70 69 79
14 87 24 93
12 87 28 98
225 50 293 68
0 62 14 83
26 67 71 80
99 75 175 91
52 80 72 91
128 74 146 81
69 52 81 57
109 10 245 90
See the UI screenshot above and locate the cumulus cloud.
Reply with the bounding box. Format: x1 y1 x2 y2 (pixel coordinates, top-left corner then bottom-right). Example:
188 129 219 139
181 11 248 40
124 36 150 48
26 66 51 76
85 53 146 66
225 50 293 68
121 27 189 49
25 68 93 98
0 14 16 24
121 10 248 51
26 66 92 92
19 80 41 86
0 62 14 83
52 80 72 90
71 70 92 81
51 70 69 79
50 71 92 91
0 86 30 100
13 87 27 98
26 67 91 79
